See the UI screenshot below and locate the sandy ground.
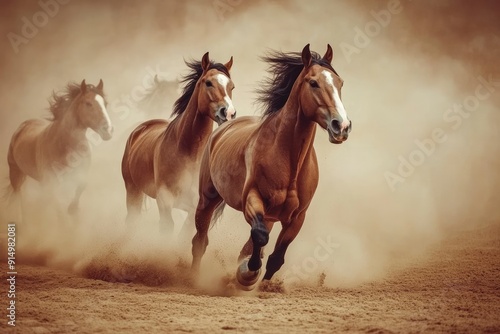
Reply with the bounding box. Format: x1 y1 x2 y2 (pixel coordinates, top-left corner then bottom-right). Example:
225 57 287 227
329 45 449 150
1 223 498 333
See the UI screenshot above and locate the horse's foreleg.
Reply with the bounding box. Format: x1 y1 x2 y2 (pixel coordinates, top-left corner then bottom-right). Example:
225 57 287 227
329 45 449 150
235 189 269 288
263 211 306 281
244 189 269 271
238 219 276 263
191 186 222 273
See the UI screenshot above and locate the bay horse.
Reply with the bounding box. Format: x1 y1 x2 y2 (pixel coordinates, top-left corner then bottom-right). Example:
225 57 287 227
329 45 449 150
7 79 113 216
121 52 235 236
191 44 352 289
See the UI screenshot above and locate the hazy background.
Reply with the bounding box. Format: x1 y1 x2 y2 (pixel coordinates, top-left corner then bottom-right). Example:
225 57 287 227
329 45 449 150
0 0 499 289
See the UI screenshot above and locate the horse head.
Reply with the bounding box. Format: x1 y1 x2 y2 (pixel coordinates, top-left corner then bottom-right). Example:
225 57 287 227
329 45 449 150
298 44 351 143
197 52 236 125
77 79 113 141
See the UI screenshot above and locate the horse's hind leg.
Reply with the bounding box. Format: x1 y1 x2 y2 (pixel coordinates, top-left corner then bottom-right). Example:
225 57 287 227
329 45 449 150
125 186 144 228
7 150 26 223
7 148 26 193
156 187 176 235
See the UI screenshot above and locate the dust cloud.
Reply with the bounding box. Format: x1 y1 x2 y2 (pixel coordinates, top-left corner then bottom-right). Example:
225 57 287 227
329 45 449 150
0 0 499 290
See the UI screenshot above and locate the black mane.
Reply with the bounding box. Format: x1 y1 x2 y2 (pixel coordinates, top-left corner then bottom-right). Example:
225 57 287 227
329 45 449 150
48 82 104 120
172 59 230 117
257 50 337 116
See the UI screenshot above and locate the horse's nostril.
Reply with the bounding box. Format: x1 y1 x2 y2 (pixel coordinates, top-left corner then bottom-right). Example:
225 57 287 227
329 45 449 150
218 107 227 118
331 119 342 135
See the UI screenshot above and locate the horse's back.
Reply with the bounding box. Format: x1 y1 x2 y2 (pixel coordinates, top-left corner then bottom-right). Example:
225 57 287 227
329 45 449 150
209 116 260 149
125 119 169 150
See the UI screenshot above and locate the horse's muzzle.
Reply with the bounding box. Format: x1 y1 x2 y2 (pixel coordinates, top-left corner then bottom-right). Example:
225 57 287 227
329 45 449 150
327 119 351 144
99 126 114 141
215 106 236 125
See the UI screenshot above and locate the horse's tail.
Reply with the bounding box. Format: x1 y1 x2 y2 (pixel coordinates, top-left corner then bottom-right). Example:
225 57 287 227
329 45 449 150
2 179 20 214
2 182 14 204
210 201 227 228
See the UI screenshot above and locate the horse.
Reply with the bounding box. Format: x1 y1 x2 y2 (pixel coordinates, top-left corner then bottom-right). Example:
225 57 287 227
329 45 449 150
7 79 113 218
121 52 236 237
136 74 180 118
191 44 352 289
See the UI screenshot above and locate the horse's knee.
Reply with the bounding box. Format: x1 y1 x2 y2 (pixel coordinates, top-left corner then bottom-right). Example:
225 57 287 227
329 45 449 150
251 224 269 247
250 213 269 247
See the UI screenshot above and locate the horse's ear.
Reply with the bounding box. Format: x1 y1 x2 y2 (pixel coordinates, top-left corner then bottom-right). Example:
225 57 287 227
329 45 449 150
322 44 334 64
154 74 159 84
201 52 210 72
224 56 233 72
80 79 86 93
301 44 312 68
97 79 104 91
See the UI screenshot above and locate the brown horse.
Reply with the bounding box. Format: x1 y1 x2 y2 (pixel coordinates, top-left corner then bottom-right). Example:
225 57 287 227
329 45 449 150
191 44 351 289
7 79 113 216
121 52 235 236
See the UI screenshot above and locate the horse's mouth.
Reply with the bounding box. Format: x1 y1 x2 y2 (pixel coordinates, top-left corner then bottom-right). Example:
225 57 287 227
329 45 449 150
327 128 345 144
215 115 226 126
99 130 113 141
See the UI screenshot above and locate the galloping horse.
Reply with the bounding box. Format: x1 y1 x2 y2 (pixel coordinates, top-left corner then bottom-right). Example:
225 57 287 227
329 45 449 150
191 44 352 289
121 52 235 235
7 79 113 216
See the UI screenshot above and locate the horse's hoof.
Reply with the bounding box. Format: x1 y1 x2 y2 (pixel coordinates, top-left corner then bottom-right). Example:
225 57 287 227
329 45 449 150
236 257 261 290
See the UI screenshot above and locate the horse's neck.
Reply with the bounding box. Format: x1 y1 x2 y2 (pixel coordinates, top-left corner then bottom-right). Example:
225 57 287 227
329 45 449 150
169 88 213 156
268 98 317 182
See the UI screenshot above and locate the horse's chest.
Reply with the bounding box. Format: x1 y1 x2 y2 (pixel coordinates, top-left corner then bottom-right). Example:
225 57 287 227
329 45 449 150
255 163 304 221
262 187 300 222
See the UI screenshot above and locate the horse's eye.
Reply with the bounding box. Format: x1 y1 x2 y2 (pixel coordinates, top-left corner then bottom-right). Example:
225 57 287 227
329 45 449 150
309 80 319 88
205 80 213 87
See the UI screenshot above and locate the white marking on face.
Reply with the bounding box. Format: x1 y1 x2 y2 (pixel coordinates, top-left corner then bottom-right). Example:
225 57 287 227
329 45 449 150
215 73 236 118
94 94 112 130
322 70 348 124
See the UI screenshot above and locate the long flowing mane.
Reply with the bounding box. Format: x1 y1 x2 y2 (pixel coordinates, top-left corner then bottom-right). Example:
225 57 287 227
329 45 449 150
48 82 104 120
257 50 338 116
172 59 230 117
